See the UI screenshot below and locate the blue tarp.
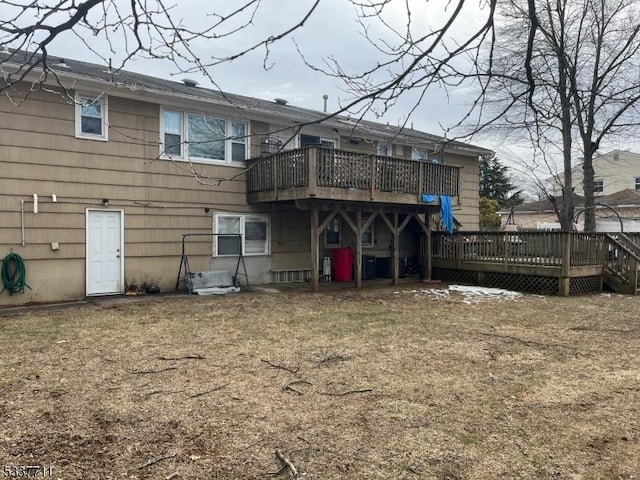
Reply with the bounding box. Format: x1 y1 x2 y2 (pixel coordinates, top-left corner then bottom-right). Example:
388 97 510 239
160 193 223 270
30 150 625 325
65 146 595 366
421 194 454 233
440 195 454 233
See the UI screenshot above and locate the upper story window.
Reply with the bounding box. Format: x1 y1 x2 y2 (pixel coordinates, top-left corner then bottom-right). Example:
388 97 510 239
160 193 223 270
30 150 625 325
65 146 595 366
594 179 604 194
300 134 335 148
75 94 108 141
411 148 427 161
635 177 640 190
161 108 249 164
412 148 441 163
377 143 391 156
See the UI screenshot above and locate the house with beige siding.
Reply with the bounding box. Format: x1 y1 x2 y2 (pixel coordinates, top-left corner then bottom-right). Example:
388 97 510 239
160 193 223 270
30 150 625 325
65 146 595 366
500 189 640 232
551 150 640 196
0 50 491 306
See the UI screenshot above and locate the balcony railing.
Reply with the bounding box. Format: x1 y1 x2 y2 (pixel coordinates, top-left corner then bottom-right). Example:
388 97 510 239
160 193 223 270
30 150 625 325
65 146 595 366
247 146 460 204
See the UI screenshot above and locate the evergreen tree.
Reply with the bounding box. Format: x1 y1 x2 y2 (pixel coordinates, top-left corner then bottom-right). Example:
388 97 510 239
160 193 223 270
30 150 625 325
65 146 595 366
479 156 523 208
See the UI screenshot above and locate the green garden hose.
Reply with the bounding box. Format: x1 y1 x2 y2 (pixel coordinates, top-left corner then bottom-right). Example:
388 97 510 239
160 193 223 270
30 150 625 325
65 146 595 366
1 253 31 295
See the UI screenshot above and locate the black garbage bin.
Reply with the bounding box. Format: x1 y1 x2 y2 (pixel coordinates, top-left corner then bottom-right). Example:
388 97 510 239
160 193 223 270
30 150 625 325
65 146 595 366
362 255 376 280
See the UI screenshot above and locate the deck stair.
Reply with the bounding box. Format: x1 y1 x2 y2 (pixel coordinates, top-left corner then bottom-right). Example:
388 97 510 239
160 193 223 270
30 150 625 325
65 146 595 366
603 234 640 295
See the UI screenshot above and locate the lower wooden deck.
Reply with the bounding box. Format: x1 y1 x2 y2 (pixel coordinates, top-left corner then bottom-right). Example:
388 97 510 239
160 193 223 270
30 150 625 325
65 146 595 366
431 231 639 296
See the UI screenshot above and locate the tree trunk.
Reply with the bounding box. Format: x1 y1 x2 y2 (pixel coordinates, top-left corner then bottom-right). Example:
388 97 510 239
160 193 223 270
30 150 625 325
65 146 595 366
558 49 575 231
582 146 597 232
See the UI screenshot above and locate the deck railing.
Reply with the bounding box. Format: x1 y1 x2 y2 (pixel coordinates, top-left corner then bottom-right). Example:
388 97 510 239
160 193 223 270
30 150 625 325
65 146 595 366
247 146 461 198
432 231 609 267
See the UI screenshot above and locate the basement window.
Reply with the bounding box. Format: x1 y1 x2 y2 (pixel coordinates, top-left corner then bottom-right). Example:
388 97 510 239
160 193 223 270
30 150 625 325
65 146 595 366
362 223 374 248
214 214 269 256
325 217 341 247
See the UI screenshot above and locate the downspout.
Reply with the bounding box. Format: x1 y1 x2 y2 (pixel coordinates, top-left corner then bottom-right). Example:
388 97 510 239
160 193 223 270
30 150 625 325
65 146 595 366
21 200 25 246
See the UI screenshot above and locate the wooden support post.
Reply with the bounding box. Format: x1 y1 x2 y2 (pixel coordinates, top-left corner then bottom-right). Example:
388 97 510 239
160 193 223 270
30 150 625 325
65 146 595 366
311 207 319 292
356 209 363 289
559 232 572 296
273 156 279 200
631 256 639 296
392 211 399 285
370 155 376 201
418 162 425 203
308 147 318 197
426 227 432 281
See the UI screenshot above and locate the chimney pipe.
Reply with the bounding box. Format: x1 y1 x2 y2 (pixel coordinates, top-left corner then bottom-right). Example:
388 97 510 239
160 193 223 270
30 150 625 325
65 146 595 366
323 94 328 113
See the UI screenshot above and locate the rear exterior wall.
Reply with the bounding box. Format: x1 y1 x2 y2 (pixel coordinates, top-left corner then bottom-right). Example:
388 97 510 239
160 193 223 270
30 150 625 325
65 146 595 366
0 86 270 305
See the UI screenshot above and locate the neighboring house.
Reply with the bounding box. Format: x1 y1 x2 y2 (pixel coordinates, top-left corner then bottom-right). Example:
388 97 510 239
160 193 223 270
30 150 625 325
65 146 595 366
500 189 640 232
0 50 492 306
551 150 640 197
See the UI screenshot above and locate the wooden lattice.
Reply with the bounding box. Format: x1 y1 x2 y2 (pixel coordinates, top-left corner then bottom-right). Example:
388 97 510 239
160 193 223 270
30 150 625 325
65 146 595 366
432 268 479 285
569 276 602 295
484 272 559 295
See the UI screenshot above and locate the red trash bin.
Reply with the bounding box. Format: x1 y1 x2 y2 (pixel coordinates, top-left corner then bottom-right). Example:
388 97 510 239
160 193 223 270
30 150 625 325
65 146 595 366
332 247 354 282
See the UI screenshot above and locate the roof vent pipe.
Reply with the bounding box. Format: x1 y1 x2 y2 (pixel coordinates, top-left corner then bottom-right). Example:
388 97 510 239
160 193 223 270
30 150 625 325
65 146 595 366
182 78 198 87
274 98 288 106
323 94 328 113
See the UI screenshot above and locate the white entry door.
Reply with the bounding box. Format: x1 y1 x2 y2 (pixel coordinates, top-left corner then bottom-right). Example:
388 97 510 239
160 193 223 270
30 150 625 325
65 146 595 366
86 209 124 296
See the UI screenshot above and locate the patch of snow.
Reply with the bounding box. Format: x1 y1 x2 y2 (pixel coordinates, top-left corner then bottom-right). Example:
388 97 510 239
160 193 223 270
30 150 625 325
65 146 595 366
448 285 522 299
396 284 523 302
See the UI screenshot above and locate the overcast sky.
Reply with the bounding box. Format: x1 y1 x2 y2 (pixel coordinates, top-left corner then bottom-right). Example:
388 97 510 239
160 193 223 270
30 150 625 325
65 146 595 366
40 0 483 134
24 0 640 193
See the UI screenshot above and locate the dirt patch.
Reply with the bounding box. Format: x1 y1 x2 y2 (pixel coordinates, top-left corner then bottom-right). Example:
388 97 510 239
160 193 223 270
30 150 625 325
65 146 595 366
1 288 639 479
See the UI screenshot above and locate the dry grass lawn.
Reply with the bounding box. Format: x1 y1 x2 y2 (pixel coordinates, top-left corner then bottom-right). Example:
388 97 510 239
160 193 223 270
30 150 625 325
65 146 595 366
1 285 639 479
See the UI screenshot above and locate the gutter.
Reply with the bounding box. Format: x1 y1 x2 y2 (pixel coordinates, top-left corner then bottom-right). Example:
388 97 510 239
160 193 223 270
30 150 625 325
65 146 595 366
2 55 492 158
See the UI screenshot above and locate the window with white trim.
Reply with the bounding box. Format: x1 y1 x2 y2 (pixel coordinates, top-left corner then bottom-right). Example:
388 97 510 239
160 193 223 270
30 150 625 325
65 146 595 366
377 143 391 156
161 108 249 164
325 217 341 247
75 94 108 140
594 179 604 194
300 134 335 148
214 214 269 256
412 148 441 163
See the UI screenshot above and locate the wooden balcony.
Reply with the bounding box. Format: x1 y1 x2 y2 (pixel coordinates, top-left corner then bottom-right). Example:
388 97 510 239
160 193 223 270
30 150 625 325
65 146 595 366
246 146 461 205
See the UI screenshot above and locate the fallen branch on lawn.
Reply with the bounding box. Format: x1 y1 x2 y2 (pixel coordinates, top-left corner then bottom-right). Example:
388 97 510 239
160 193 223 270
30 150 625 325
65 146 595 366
133 367 178 374
275 449 298 478
261 359 300 374
471 331 570 350
142 389 185 399
158 354 205 360
283 379 313 396
189 384 228 398
139 453 177 469
319 389 373 396
283 385 303 395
